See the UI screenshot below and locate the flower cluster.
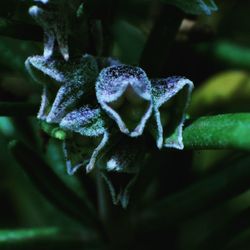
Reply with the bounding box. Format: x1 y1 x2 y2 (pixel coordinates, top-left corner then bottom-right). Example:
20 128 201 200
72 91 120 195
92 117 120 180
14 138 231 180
26 1 193 207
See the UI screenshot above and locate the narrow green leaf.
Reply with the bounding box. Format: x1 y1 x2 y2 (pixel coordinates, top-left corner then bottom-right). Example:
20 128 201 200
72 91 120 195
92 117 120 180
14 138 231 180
9 140 103 234
0 227 101 250
196 40 250 70
0 37 41 73
139 154 250 229
197 207 250 250
183 114 250 150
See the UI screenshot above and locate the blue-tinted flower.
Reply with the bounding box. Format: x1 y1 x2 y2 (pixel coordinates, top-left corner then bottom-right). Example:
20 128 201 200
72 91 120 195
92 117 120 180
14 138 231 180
60 106 109 173
96 65 153 137
151 76 193 149
25 54 98 123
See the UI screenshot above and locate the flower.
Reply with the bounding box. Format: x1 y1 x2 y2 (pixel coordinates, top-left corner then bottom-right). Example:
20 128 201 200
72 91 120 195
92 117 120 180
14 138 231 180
60 106 109 173
25 54 98 123
96 65 153 137
26 52 193 206
151 77 193 149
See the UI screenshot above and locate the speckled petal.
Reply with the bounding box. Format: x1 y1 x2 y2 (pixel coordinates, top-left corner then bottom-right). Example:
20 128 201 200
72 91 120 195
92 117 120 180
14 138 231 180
60 106 109 173
96 65 153 137
29 5 69 60
25 54 98 85
151 76 193 149
45 81 84 123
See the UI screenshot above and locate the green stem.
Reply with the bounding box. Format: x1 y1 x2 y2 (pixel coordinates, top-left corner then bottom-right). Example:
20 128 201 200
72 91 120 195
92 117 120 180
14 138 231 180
140 4 184 77
138 153 250 229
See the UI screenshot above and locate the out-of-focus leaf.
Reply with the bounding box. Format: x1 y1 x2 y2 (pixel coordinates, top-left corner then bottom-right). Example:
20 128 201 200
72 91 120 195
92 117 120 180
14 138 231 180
140 4 184 77
139 153 250 229
113 19 146 65
161 0 218 15
196 41 250 70
0 227 101 250
183 114 250 151
0 17 42 41
0 117 14 136
9 140 103 233
189 71 250 116
11 117 39 147
0 37 41 73
197 207 250 250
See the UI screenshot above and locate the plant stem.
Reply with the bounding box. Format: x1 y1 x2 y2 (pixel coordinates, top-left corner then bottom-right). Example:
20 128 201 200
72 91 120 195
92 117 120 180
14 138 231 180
140 4 184 77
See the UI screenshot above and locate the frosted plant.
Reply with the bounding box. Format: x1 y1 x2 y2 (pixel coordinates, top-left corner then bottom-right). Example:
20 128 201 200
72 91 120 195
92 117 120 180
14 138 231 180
96 65 153 137
151 77 194 149
26 51 193 206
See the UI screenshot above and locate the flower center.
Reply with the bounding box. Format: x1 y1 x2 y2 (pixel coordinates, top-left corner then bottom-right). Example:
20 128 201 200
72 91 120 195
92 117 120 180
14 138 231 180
108 85 150 131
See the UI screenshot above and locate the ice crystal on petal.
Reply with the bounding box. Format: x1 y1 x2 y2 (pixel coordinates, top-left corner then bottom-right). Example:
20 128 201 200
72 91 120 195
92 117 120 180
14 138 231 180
29 5 69 60
96 65 153 137
151 76 193 149
60 106 109 172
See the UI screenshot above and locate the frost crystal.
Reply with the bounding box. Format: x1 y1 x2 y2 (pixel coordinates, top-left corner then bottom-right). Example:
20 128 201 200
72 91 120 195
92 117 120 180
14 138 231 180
151 76 193 149
96 65 153 137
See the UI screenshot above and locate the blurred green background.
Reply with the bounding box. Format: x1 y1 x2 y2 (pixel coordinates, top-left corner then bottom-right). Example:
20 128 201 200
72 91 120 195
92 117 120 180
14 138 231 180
0 0 250 249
